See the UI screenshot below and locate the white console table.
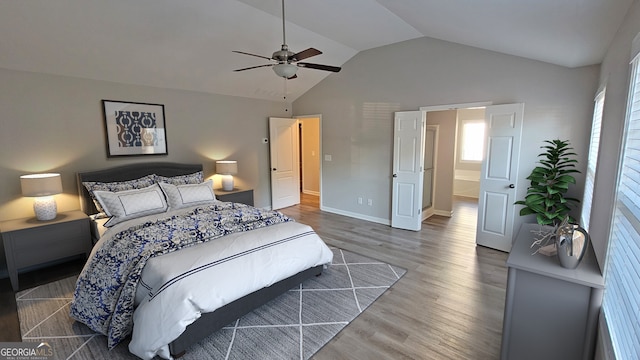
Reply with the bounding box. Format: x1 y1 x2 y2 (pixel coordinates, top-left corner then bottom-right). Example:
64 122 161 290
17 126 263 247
500 223 604 360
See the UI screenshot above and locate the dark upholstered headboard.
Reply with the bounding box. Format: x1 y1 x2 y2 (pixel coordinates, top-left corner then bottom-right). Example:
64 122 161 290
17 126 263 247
76 162 203 215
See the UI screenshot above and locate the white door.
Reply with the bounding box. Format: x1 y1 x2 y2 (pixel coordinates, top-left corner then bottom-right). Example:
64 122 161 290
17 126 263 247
269 117 300 210
391 111 426 231
476 103 524 252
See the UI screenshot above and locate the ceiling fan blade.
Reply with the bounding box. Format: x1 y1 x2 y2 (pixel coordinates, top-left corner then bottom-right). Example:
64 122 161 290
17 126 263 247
232 50 273 61
297 62 341 73
233 64 274 72
292 48 322 61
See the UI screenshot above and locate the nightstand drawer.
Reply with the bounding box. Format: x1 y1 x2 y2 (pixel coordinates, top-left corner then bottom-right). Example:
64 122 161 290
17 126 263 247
10 223 89 268
1 210 92 291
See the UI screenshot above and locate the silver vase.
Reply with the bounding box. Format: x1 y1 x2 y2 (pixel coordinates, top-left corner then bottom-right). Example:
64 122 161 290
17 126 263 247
555 223 589 269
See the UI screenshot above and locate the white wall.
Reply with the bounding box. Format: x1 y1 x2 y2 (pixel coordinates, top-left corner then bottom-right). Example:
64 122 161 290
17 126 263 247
293 36 599 232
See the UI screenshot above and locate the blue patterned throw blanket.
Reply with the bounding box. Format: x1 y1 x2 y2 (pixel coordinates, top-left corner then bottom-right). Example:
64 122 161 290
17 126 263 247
69 202 292 349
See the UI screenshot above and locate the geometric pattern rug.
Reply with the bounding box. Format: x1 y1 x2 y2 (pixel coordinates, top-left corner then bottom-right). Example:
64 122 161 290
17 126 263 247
16 247 406 360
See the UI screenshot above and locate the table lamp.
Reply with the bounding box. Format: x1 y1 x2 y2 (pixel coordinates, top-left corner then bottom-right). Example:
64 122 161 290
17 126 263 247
20 173 63 221
216 161 237 191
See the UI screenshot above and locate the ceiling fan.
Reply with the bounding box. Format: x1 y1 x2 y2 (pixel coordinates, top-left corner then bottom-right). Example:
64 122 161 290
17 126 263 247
232 0 341 79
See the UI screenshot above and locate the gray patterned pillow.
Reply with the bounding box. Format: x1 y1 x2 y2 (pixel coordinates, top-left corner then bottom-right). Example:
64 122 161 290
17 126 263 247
83 174 158 215
159 180 216 210
94 183 168 227
155 171 204 186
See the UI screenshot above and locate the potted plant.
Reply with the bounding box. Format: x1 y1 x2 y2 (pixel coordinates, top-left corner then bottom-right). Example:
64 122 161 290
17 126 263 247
515 139 581 249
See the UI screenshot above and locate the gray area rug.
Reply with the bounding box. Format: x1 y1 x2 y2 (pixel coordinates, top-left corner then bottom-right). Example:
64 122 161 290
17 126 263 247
16 247 406 360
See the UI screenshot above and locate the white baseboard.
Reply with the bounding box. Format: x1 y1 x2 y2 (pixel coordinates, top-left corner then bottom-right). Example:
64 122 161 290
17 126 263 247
434 209 453 217
320 206 390 226
302 190 320 196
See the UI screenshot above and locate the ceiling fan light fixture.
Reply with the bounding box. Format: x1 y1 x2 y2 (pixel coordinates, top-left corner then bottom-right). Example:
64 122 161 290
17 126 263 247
273 63 297 78
232 0 341 78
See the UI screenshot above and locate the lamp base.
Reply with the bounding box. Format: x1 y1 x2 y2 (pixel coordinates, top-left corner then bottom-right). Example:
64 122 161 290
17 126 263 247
34 196 57 221
221 175 234 191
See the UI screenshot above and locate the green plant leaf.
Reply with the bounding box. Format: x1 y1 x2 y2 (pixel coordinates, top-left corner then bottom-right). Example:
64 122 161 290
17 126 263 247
519 207 537 216
536 214 554 225
516 139 580 226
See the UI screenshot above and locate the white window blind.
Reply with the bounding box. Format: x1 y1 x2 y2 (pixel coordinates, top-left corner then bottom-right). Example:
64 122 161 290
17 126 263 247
580 89 605 231
602 51 640 359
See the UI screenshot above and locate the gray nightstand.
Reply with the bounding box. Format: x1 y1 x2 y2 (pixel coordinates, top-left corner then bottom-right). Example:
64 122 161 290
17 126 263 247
1 210 92 291
214 188 254 206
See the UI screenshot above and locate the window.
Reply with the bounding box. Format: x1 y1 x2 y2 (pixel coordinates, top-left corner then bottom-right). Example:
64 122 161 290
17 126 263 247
460 121 485 162
580 89 605 231
602 46 640 359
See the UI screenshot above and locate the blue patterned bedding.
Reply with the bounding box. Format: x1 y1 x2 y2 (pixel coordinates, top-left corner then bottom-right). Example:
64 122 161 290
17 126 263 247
69 202 292 348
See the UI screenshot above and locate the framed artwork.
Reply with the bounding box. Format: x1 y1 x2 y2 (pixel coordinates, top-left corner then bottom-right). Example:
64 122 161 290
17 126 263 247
101 100 168 157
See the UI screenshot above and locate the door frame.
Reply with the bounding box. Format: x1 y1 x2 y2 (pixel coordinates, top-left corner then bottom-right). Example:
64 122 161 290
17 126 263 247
421 124 439 221
294 114 323 208
420 102 492 113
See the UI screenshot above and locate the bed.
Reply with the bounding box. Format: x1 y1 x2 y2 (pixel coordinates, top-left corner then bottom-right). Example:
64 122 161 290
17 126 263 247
70 162 333 359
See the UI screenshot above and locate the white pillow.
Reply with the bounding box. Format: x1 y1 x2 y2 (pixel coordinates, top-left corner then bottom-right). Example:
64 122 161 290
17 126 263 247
83 174 158 216
159 180 216 210
94 183 168 227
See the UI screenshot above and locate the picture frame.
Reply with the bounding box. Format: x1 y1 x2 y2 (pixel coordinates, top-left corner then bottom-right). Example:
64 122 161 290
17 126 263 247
101 100 168 157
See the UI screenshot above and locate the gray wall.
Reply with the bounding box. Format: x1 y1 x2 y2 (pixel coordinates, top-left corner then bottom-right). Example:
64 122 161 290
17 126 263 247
0 68 289 274
294 36 599 234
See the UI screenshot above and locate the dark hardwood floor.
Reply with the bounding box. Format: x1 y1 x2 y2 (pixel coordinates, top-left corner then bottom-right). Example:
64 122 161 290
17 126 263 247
0 195 508 359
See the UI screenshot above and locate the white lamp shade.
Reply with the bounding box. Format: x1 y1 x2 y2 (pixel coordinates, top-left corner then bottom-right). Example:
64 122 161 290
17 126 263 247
20 173 62 221
20 173 62 197
273 63 298 78
216 161 238 175
216 161 237 191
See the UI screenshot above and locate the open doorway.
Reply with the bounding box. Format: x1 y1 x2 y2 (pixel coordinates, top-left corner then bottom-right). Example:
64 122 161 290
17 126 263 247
420 102 491 235
421 105 487 220
390 106 487 230
419 103 524 252
297 115 321 208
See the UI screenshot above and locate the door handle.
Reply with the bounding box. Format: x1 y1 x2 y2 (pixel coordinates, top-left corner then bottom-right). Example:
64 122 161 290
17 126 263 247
272 168 277 171
392 174 398 178
508 184 515 189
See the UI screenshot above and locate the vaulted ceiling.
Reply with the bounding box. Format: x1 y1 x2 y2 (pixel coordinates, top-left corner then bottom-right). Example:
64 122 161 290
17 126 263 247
0 0 633 101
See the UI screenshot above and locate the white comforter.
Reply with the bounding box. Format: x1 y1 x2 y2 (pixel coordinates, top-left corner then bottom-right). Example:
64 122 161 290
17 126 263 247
129 220 333 359
76 204 333 360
